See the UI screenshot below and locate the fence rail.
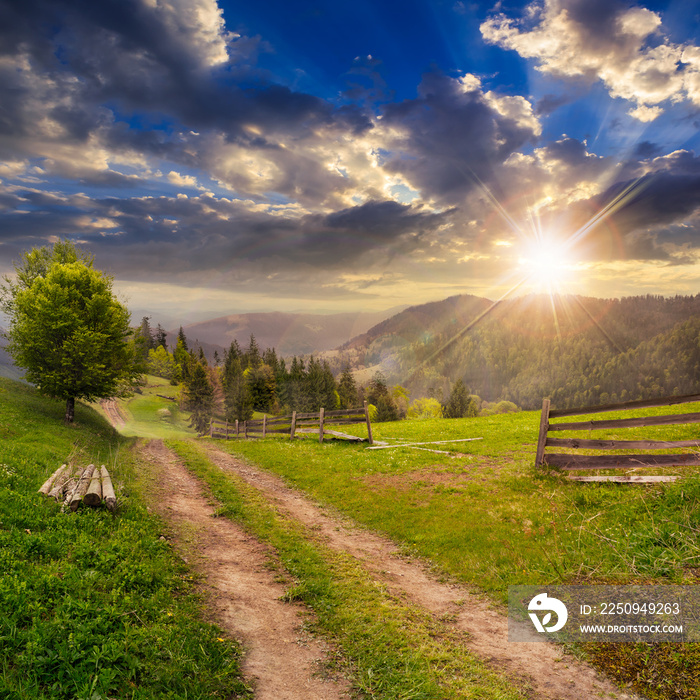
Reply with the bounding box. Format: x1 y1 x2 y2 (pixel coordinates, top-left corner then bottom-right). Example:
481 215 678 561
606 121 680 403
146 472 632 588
535 393 700 483
209 402 373 445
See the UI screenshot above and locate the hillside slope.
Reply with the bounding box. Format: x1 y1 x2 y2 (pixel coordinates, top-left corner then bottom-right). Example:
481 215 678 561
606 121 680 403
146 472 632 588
343 293 700 410
177 307 406 356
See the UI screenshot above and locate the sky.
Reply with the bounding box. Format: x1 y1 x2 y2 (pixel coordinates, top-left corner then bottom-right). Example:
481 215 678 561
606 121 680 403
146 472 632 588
2 0 700 322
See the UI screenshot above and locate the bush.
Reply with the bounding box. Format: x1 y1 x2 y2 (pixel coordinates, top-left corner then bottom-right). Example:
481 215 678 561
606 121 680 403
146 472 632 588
408 398 443 419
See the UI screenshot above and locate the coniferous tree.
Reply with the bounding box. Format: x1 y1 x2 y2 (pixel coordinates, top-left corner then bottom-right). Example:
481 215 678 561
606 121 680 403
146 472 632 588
245 334 261 370
177 326 188 351
184 362 214 434
246 364 276 412
154 323 168 349
338 364 359 408
442 379 477 418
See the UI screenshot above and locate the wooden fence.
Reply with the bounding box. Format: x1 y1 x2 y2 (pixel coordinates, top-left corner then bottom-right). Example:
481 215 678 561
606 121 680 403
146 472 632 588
209 402 373 445
535 393 700 483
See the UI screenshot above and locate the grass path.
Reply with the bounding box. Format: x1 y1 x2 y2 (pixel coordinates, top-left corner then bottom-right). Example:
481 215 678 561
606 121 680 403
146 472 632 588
167 438 639 700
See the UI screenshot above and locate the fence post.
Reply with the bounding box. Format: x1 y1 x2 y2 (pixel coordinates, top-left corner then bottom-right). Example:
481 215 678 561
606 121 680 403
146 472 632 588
244 420 248 439
364 401 374 445
319 407 325 443
535 398 550 469
290 411 297 439
225 420 229 440
210 419 213 438
235 419 239 437
263 414 267 438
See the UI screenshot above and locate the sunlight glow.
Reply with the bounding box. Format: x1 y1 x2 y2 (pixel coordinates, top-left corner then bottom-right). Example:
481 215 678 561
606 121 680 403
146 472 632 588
519 243 574 292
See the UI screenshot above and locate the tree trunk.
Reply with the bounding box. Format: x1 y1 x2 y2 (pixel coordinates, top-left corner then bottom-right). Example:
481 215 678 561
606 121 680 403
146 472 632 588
65 397 75 423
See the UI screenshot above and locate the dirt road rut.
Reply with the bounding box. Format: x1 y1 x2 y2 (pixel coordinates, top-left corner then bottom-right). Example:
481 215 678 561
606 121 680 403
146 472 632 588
202 443 639 700
139 440 351 700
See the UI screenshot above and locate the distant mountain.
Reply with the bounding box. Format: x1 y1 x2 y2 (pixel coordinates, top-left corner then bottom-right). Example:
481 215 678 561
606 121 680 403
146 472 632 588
175 307 406 357
340 293 700 410
0 330 24 382
342 294 494 354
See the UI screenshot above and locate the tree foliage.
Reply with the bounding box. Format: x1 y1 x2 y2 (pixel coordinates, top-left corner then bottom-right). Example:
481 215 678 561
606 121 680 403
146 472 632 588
183 362 214 433
442 379 477 418
5 248 141 422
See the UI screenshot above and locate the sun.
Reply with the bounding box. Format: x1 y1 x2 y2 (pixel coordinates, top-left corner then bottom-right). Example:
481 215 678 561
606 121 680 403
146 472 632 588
519 242 575 293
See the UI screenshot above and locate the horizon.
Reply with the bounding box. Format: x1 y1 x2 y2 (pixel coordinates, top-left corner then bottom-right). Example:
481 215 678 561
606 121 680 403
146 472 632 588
2 0 700 318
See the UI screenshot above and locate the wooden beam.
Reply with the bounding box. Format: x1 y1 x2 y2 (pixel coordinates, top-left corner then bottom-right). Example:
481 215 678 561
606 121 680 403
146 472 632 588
364 400 373 446
69 465 95 511
83 468 103 507
320 429 364 441
548 412 700 432
535 398 550 468
549 393 700 418
545 437 700 450
290 411 297 439
367 437 483 450
319 407 325 443
39 464 67 495
545 453 700 469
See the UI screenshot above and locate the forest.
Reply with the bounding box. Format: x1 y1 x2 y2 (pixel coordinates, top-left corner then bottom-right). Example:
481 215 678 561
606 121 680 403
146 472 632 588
137 292 700 431
344 293 700 411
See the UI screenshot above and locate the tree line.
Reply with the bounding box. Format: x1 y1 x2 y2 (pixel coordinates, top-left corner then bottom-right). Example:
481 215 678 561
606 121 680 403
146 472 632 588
379 293 700 411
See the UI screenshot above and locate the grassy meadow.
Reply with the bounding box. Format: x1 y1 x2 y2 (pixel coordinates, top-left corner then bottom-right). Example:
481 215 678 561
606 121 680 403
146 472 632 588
3 372 700 699
93 375 195 439
205 406 700 698
0 378 250 699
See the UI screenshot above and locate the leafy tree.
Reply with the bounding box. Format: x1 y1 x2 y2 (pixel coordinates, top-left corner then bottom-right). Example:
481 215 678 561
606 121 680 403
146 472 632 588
0 239 93 316
375 394 399 422
148 346 176 379
5 252 142 422
183 362 214 434
442 379 477 418
408 397 443 419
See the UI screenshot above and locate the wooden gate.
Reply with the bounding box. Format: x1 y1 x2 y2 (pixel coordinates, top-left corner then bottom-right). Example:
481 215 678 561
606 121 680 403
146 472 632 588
535 393 700 483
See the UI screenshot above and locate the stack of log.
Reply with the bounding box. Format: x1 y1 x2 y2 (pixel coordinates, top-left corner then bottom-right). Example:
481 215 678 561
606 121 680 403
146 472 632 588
38 464 117 512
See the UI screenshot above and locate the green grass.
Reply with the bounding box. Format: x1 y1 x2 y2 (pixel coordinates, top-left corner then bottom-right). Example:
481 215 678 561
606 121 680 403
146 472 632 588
0 378 251 699
168 439 530 700
207 409 700 699
96 375 195 439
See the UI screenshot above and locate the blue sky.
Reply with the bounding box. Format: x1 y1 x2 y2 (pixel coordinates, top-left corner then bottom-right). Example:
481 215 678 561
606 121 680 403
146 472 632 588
2 0 700 322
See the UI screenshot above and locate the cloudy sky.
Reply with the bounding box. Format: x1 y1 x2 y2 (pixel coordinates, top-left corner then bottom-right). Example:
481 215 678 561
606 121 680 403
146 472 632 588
2 0 700 321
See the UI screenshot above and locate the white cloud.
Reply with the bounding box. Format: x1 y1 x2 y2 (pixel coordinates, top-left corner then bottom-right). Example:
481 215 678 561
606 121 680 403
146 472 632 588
481 0 700 120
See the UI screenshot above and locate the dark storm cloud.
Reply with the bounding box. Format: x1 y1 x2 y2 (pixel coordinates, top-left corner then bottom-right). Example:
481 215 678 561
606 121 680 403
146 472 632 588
559 150 700 263
0 185 453 279
0 0 371 161
380 71 540 204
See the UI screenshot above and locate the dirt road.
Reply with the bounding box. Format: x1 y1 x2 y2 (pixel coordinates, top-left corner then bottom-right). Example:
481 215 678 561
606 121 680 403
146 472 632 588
138 438 638 700
138 440 351 700
201 443 639 700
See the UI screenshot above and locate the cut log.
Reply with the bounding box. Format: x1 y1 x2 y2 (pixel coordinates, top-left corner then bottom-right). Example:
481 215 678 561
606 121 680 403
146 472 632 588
83 468 103 507
39 464 67 495
567 475 679 483
62 468 86 510
101 465 117 512
69 464 95 511
48 468 75 501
